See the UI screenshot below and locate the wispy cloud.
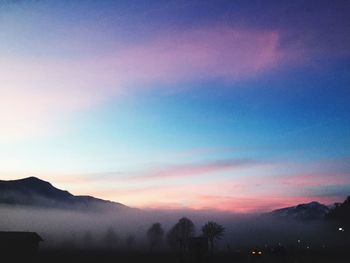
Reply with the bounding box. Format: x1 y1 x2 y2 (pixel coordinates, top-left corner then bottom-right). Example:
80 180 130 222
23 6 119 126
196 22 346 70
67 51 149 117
277 172 350 188
0 25 304 140
135 159 262 180
2 156 347 212
110 26 291 83
189 194 340 213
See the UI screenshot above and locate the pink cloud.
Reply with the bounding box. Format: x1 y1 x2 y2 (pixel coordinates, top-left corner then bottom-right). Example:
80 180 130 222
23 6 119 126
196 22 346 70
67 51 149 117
190 195 339 213
110 170 348 211
0 25 303 140
277 173 350 188
12 163 347 213
5 156 346 212
111 26 290 84
136 159 261 180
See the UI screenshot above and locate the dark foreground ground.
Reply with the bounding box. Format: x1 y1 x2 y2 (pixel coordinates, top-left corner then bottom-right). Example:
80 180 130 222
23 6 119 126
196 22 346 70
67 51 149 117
6 248 350 263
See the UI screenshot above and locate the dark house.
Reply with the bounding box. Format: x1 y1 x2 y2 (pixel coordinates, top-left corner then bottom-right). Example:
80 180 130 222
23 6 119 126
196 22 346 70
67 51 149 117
0 231 43 259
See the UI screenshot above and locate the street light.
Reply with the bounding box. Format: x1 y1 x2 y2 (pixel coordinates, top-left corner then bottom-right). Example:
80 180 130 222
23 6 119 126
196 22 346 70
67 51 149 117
338 227 345 232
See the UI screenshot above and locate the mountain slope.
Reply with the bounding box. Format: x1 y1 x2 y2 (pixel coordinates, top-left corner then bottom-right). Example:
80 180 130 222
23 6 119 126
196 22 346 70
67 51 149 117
270 201 330 220
326 196 350 224
0 177 129 211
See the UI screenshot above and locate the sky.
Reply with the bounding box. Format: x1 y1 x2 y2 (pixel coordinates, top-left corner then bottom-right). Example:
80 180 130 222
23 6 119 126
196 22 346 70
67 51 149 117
0 0 349 212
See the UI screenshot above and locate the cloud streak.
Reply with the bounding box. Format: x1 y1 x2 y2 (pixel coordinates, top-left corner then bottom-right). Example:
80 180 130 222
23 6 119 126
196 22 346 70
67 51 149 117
3 155 348 212
0 25 303 140
111 26 291 83
134 158 262 180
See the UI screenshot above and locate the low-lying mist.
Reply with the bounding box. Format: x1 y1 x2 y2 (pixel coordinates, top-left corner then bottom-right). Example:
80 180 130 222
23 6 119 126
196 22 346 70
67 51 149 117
0 205 339 251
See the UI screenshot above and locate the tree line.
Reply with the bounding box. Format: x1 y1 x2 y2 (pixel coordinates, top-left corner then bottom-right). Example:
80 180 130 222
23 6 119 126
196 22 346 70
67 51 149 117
147 217 225 254
77 217 225 254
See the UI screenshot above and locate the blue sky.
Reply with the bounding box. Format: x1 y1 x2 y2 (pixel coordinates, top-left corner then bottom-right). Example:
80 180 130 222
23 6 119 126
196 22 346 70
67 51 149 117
0 0 349 211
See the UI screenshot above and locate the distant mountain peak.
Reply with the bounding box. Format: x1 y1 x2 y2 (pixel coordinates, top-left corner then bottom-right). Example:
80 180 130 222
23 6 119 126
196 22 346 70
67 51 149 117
304 201 321 206
270 201 330 220
9 176 53 186
7 176 43 183
0 177 129 211
295 201 324 209
21 176 42 181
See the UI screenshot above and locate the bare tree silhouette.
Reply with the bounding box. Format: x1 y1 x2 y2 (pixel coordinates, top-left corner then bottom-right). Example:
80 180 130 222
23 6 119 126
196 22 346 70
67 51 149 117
126 234 136 250
167 217 195 254
201 221 225 254
167 224 180 251
83 231 94 248
147 222 164 252
104 227 119 248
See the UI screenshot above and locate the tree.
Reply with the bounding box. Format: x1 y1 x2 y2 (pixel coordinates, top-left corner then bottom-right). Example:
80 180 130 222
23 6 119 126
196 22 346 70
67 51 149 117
201 221 225 254
104 227 119 248
83 231 94 248
126 234 136 250
167 223 181 250
147 223 164 251
167 217 195 254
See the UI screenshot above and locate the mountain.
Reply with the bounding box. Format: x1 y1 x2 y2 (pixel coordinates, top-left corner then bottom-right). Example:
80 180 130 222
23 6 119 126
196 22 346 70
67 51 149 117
0 177 129 211
270 201 330 220
326 196 350 224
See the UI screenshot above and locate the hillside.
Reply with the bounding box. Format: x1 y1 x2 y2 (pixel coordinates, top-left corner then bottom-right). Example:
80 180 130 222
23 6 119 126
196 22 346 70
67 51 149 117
270 201 330 220
0 177 129 211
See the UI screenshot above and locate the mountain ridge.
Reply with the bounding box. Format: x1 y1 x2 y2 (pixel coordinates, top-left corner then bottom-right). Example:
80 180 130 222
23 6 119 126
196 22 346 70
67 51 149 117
269 201 330 220
0 176 129 211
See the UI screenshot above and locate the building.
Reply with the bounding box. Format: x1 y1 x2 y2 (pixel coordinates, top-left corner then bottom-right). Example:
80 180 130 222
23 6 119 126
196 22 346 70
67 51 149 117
0 231 43 259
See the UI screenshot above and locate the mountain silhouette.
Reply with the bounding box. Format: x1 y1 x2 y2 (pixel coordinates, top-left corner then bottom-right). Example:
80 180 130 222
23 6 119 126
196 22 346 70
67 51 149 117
0 177 129 211
269 201 330 220
326 196 350 225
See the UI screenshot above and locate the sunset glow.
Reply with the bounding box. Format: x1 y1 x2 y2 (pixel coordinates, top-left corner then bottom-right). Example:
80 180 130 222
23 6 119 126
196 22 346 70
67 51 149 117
0 0 349 212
